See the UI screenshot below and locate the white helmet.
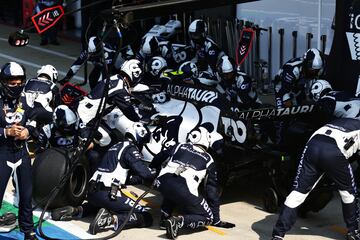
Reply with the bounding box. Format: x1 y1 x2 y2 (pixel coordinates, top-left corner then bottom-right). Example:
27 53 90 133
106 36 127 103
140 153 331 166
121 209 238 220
37 64 58 83
179 61 199 78
53 105 78 135
310 79 332 101
147 56 168 77
217 55 235 74
187 126 211 150
125 122 151 149
121 59 143 87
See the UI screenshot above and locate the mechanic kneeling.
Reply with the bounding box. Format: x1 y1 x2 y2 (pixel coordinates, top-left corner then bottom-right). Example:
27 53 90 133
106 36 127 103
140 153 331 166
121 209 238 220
272 118 360 240
150 126 235 239
51 122 155 234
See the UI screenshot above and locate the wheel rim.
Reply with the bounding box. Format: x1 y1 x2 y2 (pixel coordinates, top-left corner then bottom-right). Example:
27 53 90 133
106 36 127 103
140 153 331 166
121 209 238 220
69 164 87 198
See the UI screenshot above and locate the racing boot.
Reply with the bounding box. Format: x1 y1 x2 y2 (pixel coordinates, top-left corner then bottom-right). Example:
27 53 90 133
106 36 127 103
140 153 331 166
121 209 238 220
24 231 39 240
159 213 170 230
347 230 360 240
164 216 184 239
0 212 17 232
51 206 82 221
271 236 283 240
89 208 115 235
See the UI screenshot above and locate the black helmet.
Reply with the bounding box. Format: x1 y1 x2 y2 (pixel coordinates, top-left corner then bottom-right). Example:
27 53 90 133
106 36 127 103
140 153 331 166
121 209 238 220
0 62 26 99
179 61 199 79
188 19 208 44
303 48 324 79
125 122 151 150
53 105 79 135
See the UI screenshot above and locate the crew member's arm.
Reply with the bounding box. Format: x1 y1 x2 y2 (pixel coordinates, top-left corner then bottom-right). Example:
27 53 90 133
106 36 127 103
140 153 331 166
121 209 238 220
59 50 89 85
123 145 156 181
110 91 141 122
149 144 176 171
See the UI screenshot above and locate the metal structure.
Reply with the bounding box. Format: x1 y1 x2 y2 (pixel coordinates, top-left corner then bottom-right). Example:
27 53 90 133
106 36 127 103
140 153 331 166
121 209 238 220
111 0 257 20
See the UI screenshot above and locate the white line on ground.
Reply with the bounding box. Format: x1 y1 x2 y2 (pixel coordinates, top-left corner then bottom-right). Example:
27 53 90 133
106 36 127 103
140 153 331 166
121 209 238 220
0 52 83 81
0 37 77 61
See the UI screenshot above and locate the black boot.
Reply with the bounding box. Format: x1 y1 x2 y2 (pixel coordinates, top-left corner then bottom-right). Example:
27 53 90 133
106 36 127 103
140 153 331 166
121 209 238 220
24 231 38 240
165 216 184 239
0 212 16 232
347 230 360 240
89 208 115 235
0 212 16 225
51 206 81 221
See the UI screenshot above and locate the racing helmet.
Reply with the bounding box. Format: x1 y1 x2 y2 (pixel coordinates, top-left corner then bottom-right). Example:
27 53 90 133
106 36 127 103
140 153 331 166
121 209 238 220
235 72 253 89
147 56 168 77
187 126 211 150
125 122 151 150
141 35 159 58
53 105 79 135
217 55 236 85
37 64 58 83
188 19 208 44
120 59 143 87
303 48 324 79
310 79 332 102
179 61 199 79
0 62 26 99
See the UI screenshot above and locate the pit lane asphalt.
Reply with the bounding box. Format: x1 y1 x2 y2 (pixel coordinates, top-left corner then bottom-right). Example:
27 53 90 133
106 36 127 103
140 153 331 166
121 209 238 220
0 24 346 240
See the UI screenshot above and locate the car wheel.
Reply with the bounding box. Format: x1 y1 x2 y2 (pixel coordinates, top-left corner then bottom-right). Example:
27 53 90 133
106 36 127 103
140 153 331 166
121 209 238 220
263 187 279 213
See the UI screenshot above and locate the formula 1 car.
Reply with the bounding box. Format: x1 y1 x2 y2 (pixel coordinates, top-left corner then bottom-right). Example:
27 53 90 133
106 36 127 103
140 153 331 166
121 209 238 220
32 82 331 215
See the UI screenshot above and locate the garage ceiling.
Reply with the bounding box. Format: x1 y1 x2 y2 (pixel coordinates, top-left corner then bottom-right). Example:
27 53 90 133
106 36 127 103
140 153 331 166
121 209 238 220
110 0 258 20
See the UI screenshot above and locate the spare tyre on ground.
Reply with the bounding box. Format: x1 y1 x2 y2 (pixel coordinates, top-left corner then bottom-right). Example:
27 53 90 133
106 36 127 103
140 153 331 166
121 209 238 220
32 147 89 209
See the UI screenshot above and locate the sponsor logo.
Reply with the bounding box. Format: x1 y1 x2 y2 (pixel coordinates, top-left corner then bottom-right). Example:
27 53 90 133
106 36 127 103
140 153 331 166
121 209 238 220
237 104 315 120
167 84 218 103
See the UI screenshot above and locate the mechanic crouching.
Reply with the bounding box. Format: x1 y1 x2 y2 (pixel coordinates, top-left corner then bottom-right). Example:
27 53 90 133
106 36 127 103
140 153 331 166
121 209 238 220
271 118 360 240
150 126 235 239
0 62 37 239
51 122 155 234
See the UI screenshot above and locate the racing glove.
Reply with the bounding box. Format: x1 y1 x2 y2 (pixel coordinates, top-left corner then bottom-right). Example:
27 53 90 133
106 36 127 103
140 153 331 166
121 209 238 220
212 220 236 228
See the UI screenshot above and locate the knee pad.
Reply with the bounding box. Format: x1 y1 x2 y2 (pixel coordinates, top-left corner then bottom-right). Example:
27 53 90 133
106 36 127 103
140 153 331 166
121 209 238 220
284 190 309 208
94 126 111 147
339 190 355 204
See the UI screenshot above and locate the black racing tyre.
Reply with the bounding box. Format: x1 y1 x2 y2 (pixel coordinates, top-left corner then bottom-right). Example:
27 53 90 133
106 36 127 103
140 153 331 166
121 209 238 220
263 187 279 213
32 148 89 209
